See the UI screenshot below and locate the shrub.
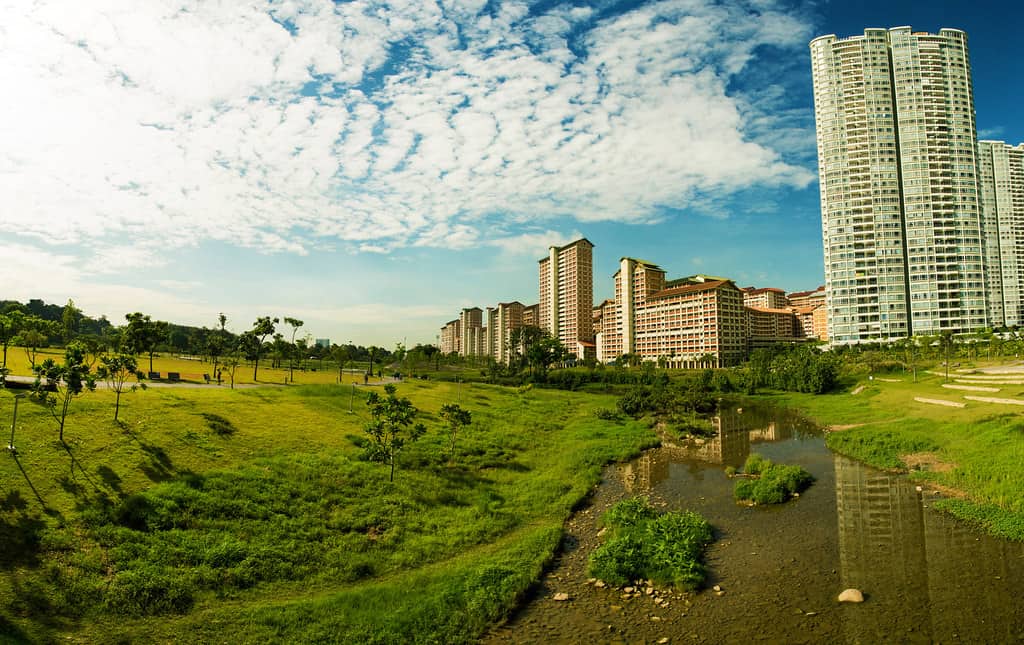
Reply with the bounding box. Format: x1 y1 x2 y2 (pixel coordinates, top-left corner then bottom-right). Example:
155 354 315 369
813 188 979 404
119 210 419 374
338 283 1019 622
589 498 713 590
733 454 814 505
601 497 659 529
742 453 770 476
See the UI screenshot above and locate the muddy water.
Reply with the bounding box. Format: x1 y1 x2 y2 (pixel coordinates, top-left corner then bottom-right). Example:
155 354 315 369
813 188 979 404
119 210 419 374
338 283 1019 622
484 404 1024 644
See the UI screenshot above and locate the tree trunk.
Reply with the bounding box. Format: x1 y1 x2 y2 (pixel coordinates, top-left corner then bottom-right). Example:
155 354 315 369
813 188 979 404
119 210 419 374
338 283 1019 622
59 393 71 442
114 388 122 421
253 356 260 381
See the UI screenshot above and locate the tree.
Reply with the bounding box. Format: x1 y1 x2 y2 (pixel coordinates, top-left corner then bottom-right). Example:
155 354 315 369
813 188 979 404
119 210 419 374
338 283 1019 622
222 345 242 389
124 312 168 373
31 341 97 442
249 317 279 381
207 313 229 380
367 345 379 380
439 403 471 462
61 298 82 343
97 352 142 422
0 310 24 370
283 316 304 381
363 384 426 482
332 344 350 382
17 315 58 369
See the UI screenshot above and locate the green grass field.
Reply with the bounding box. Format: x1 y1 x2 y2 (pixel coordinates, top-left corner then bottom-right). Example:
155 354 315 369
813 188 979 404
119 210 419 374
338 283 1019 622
764 364 1024 540
3 347 383 386
0 377 657 642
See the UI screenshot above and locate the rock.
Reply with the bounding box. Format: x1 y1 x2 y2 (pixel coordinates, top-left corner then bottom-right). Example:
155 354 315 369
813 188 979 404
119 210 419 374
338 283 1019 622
915 486 923 492
595 580 606 588
838 588 864 603
587 578 596 584
712 585 722 592
552 592 570 602
715 591 725 597
650 616 662 622
660 601 670 608
624 586 635 593
658 639 670 644
645 587 654 595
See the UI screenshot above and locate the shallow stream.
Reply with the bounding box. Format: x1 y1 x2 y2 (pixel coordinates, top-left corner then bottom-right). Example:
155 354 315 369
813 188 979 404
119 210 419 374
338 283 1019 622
485 404 1024 644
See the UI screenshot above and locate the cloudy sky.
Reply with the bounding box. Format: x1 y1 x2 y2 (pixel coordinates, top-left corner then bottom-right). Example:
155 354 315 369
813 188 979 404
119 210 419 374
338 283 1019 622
2 0 1022 345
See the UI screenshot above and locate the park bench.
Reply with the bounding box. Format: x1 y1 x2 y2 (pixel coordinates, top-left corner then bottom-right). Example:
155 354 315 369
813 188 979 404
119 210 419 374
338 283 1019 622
148 372 161 380
203 373 211 384
167 372 180 382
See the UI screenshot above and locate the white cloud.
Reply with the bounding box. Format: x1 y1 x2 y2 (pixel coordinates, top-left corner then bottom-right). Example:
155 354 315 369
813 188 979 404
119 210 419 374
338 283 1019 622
1 0 816 270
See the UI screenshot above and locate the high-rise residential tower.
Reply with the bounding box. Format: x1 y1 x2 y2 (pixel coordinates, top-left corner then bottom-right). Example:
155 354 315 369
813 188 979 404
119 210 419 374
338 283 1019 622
811 27 986 344
978 141 1024 328
538 238 594 356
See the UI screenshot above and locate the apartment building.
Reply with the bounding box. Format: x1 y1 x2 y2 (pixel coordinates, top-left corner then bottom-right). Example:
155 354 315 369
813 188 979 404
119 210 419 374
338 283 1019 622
787 286 826 309
458 307 485 357
742 287 788 310
811 27 986 344
978 141 1024 328
634 278 748 367
522 303 539 328
538 239 594 358
487 301 526 364
439 319 460 354
747 306 800 349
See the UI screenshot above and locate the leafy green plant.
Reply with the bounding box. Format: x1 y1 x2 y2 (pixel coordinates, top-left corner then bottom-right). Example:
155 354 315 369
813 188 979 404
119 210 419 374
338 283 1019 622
589 497 713 590
364 384 426 481
733 454 813 504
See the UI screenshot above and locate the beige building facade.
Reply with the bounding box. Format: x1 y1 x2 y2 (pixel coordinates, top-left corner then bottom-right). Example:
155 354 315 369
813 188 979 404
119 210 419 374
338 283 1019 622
538 239 594 358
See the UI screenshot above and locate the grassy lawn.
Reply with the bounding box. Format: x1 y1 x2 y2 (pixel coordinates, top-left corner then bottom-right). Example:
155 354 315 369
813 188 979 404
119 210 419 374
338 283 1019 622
762 364 1024 540
0 378 657 643
3 347 377 386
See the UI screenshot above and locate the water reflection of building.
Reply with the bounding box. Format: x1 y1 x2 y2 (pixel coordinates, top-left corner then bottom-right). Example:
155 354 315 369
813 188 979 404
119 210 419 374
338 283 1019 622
625 407 806 490
835 455 1024 643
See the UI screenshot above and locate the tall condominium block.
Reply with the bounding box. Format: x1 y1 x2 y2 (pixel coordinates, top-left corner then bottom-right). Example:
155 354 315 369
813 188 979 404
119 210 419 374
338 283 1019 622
458 307 485 357
487 301 525 364
978 141 1024 327
602 258 666 361
811 27 986 343
439 319 460 354
538 239 594 355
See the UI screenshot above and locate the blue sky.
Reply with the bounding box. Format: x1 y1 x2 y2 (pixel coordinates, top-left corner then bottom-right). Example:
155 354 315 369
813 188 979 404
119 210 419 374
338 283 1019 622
2 0 1021 346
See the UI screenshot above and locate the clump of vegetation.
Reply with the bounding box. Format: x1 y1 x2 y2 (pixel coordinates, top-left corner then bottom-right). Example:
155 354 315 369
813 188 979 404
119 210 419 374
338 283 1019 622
588 497 713 590
733 453 814 505
594 408 623 421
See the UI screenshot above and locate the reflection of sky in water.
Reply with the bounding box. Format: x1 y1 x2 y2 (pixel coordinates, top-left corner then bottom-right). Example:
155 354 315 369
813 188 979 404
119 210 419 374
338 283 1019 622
627 404 1024 643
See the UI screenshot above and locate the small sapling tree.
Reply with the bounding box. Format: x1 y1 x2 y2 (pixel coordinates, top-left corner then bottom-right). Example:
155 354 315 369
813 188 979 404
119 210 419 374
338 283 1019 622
32 341 97 442
97 352 144 422
283 316 303 381
439 403 471 462
249 316 279 381
364 384 426 482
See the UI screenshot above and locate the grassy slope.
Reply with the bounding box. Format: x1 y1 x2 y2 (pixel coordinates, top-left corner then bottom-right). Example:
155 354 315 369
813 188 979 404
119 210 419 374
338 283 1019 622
2 347 375 386
761 366 1024 539
0 379 657 643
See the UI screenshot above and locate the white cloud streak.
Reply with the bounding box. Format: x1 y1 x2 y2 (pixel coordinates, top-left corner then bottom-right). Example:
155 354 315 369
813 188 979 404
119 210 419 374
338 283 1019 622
1 0 815 265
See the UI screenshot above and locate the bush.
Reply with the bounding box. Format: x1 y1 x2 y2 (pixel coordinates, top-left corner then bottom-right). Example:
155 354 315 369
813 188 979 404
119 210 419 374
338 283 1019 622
601 497 659 529
589 498 713 590
733 454 814 505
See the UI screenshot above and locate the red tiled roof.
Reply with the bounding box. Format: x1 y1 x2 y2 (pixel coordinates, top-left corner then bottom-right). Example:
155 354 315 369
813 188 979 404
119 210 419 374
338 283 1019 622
747 306 795 315
648 280 730 300
743 287 785 295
